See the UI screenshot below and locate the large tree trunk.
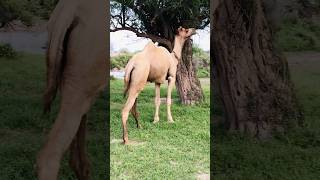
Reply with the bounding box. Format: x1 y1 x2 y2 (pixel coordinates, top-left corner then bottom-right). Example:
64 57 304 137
176 39 204 105
212 0 303 139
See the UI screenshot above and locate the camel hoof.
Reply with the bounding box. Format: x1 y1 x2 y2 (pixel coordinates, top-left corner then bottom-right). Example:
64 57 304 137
123 140 130 145
168 120 174 123
153 117 159 124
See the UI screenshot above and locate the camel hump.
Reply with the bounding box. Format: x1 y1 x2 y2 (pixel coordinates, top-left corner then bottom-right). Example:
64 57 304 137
143 41 157 51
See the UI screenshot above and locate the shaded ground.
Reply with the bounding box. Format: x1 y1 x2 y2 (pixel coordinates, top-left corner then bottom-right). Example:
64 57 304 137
110 79 210 179
213 51 320 179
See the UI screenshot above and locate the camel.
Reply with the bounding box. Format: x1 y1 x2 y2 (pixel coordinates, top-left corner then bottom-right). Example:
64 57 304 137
36 0 107 179
122 27 196 144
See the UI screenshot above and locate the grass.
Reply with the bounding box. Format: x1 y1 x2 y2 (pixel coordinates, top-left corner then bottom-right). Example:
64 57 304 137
213 52 320 179
275 18 320 51
110 79 210 179
0 53 107 179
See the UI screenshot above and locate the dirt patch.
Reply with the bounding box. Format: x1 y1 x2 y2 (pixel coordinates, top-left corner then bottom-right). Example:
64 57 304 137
196 173 210 180
110 139 146 146
110 139 123 144
125 140 146 146
200 78 210 86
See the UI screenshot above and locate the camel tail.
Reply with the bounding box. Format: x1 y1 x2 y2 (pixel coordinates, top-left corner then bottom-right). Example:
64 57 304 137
43 2 77 113
123 61 134 97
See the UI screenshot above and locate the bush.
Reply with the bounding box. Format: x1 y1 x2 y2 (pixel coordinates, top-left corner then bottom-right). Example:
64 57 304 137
193 45 210 78
111 53 133 69
0 43 17 59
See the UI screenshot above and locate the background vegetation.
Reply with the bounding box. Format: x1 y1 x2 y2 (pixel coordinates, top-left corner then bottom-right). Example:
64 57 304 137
0 0 57 27
0 43 17 59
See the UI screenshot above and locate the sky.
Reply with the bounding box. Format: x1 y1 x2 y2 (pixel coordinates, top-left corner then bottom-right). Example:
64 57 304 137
110 27 210 53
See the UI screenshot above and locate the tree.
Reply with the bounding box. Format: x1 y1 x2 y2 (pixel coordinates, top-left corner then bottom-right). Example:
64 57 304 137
110 0 209 104
211 0 303 139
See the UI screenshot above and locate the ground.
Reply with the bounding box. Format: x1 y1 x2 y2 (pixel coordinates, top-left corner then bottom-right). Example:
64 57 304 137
0 53 107 179
1 51 319 179
213 51 320 179
110 79 210 179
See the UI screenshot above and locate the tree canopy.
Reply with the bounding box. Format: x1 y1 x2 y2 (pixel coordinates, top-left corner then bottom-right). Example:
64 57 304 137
111 0 209 49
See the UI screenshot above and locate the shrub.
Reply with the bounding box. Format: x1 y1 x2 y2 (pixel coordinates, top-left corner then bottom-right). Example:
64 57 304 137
0 43 17 59
193 45 210 78
111 53 133 69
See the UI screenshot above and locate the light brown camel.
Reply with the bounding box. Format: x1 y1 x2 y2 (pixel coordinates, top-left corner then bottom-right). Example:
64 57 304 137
122 27 196 144
36 0 107 179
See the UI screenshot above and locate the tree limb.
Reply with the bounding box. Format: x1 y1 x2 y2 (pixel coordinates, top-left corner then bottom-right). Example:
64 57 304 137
110 26 173 50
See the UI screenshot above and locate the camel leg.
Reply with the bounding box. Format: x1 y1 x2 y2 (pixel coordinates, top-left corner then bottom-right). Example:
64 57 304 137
69 114 90 180
153 83 161 123
122 88 140 144
167 77 175 123
37 86 93 180
131 98 142 128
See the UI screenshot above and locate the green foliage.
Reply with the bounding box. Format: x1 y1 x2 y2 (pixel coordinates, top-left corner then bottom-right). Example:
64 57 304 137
193 45 210 78
110 79 210 179
0 43 17 59
111 0 209 40
111 53 133 69
275 18 320 51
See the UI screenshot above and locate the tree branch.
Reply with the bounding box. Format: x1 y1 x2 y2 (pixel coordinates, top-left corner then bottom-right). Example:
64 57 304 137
110 26 173 50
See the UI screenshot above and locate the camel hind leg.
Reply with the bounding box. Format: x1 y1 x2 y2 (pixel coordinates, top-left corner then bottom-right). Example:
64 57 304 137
37 85 94 180
131 98 142 129
69 114 90 180
153 83 161 123
167 76 175 123
122 87 143 144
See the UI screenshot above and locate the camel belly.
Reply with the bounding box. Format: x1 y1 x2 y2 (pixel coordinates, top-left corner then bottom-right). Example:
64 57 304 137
147 65 169 83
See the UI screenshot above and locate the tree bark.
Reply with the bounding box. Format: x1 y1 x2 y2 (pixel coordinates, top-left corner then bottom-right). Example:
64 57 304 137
176 39 204 105
212 0 303 139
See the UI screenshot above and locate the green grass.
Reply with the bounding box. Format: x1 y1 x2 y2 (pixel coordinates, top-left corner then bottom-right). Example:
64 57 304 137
275 18 320 51
213 52 320 179
0 53 107 179
110 80 210 179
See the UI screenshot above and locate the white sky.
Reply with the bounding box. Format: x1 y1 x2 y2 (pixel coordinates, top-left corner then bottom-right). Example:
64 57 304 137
110 27 210 53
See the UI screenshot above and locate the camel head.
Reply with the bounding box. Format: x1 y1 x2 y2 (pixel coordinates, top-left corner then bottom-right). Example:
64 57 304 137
176 27 196 40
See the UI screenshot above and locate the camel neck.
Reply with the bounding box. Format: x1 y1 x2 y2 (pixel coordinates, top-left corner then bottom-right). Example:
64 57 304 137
172 36 185 60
